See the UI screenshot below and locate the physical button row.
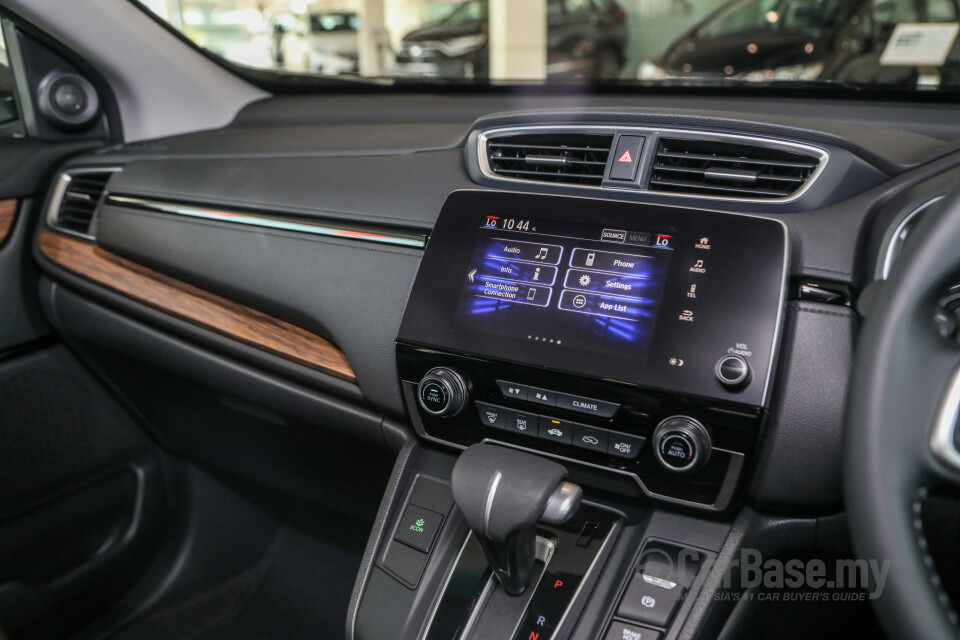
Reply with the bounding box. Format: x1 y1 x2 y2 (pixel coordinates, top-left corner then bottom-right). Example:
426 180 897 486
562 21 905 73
476 401 644 460
497 380 620 418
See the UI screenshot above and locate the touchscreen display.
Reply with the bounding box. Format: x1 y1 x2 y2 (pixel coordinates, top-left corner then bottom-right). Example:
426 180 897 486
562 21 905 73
455 216 674 361
399 191 788 407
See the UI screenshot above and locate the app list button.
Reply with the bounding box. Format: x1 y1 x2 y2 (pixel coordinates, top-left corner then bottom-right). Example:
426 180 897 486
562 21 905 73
558 290 653 322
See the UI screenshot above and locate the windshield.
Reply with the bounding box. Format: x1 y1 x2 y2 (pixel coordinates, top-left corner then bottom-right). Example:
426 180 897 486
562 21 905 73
697 0 860 37
310 13 358 33
135 0 960 92
439 0 487 25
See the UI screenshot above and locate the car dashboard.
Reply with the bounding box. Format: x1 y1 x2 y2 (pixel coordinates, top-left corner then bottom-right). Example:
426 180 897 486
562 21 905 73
27 90 960 640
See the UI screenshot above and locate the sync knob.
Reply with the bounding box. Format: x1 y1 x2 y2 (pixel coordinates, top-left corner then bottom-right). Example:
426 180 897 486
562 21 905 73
417 367 470 418
653 416 712 473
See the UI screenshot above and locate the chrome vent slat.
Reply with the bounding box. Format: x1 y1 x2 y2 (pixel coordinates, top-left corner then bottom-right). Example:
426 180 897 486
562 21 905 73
493 156 608 167
654 150 817 170
486 133 613 187
488 142 608 153
492 169 609 181
649 178 792 198
48 168 121 239
652 164 806 183
649 137 820 200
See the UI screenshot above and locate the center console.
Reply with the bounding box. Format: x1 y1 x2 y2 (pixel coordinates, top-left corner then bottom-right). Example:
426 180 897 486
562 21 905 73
354 190 790 640
397 190 788 512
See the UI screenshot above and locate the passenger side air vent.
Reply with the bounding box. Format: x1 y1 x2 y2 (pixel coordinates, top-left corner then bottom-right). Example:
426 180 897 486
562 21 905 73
485 133 613 186
48 168 119 238
649 138 821 200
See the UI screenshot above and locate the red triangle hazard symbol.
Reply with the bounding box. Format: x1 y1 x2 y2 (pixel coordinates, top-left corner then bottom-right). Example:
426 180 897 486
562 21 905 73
617 149 633 163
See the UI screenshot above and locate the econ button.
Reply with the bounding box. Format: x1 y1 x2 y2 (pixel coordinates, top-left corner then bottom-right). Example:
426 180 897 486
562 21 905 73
394 504 444 554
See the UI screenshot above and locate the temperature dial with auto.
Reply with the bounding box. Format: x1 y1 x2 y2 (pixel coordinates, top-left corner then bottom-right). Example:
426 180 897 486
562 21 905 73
417 367 470 418
653 416 712 473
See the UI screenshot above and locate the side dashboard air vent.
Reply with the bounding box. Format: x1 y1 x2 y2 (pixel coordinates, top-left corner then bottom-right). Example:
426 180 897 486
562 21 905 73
649 138 821 200
48 168 120 238
485 132 613 186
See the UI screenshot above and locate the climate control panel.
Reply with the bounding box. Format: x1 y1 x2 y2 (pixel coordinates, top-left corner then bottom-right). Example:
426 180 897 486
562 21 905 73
398 344 762 512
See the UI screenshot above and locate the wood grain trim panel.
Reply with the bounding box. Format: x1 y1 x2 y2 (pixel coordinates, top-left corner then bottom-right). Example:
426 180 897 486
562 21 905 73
0 199 17 244
40 231 357 383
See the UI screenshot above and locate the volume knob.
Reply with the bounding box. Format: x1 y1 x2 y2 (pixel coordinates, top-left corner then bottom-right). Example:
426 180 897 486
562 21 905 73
417 367 470 418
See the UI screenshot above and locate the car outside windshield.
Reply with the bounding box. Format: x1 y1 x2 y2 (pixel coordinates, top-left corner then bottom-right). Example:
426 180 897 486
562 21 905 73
135 0 960 92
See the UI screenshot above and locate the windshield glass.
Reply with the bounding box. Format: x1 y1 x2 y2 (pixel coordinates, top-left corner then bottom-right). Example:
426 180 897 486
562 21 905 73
135 0 960 92
310 13 358 33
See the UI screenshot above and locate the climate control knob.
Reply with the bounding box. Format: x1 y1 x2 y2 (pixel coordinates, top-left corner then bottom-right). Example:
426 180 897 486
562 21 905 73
653 416 712 473
417 367 470 418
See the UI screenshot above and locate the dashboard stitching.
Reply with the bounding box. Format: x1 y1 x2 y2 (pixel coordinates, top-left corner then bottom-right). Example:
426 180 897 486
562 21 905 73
913 488 960 636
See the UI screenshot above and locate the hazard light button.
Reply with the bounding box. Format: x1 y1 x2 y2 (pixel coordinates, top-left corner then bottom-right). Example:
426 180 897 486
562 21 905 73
609 135 645 182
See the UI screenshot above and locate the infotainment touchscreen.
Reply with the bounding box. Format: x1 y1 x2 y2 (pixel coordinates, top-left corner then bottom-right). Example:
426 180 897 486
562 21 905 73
455 216 674 361
398 191 788 407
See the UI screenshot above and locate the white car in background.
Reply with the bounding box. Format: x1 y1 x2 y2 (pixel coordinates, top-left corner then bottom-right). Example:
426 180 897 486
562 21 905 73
306 10 360 75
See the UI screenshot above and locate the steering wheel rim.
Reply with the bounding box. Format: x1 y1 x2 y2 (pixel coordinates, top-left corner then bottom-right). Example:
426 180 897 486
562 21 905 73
846 187 960 639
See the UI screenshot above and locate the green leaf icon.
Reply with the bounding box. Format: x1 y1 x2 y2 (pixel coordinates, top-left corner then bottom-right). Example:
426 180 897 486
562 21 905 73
415 518 425 527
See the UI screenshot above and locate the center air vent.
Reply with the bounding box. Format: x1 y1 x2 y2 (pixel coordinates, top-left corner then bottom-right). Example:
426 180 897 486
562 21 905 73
485 132 613 186
649 138 821 200
48 168 119 238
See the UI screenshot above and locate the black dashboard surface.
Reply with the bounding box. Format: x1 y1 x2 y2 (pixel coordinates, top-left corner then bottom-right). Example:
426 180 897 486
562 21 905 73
39 92 960 511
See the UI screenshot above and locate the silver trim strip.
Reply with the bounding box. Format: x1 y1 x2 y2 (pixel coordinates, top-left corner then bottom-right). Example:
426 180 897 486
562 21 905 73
931 366 960 471
105 195 428 249
642 573 678 589
46 167 123 240
482 471 502 538
880 196 945 280
477 124 830 205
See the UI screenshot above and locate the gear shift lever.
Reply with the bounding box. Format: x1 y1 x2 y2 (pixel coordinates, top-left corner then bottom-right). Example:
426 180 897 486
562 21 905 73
451 444 582 596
